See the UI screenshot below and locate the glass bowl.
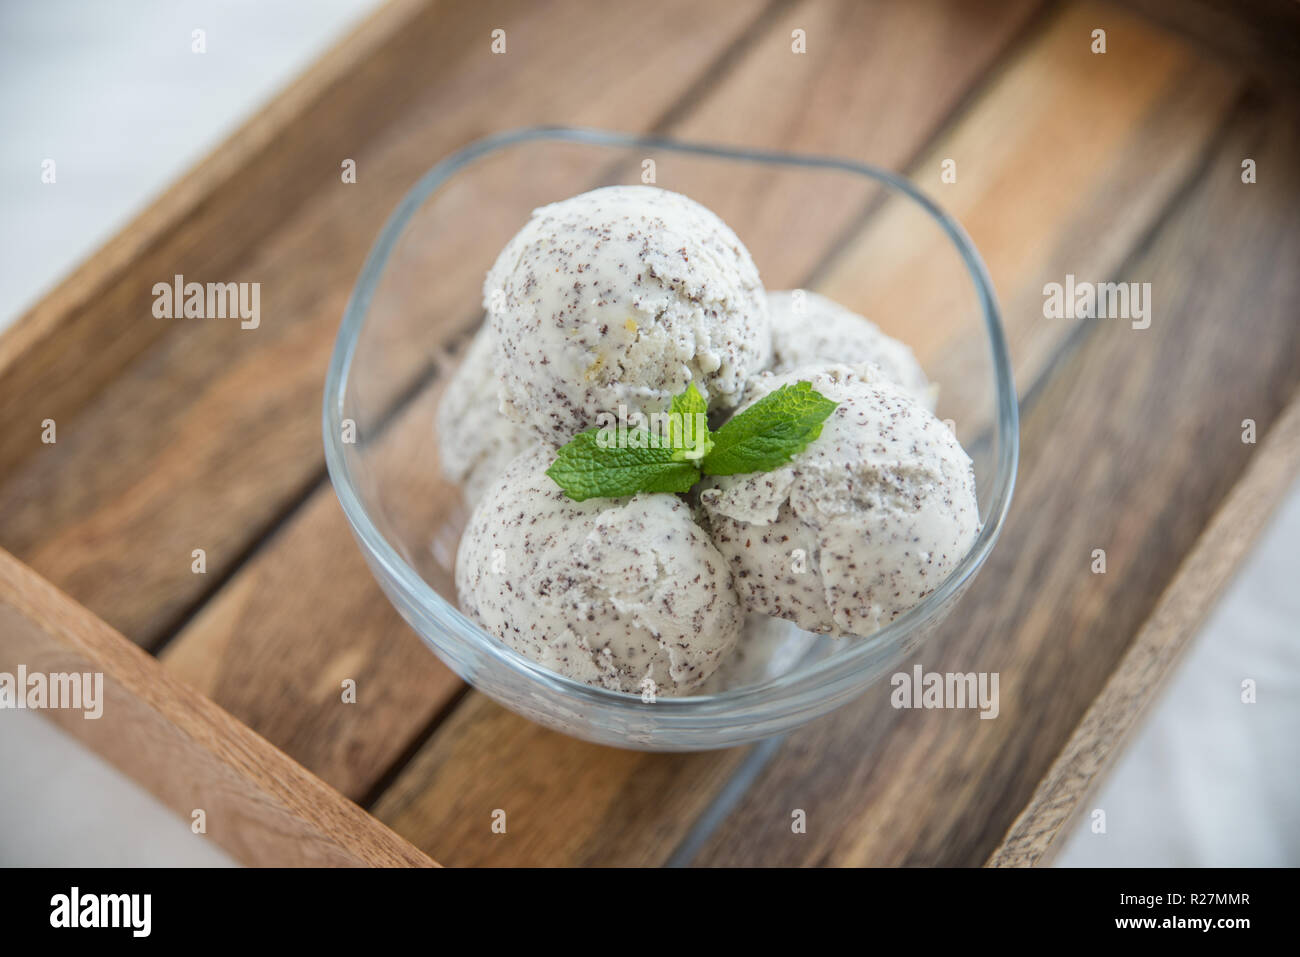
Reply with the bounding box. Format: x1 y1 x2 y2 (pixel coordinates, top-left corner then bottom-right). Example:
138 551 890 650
323 126 1017 751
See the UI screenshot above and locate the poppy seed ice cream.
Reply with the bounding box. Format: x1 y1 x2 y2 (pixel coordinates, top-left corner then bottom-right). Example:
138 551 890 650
768 290 935 410
436 324 532 505
698 364 979 638
483 185 772 443
456 445 743 694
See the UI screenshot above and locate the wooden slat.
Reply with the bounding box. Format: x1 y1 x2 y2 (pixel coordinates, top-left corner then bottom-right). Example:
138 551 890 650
989 387 1300 866
161 0 1044 821
148 0 782 801
1115 0 1300 87
691 90 1300 866
815 0 1241 431
0 0 772 645
0 548 435 867
371 693 757 867
637 0 1052 288
0 0 429 479
159 387 468 802
367 0 1247 866
8 0 1286 871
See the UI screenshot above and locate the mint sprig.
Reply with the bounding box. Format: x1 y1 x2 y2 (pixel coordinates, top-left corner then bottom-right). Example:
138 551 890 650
543 429 700 501
699 380 837 476
545 381 837 501
667 382 713 462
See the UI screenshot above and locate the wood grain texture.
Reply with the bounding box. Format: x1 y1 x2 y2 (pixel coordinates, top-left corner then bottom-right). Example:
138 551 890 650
1115 0 1300 86
368 0 1247 866
371 692 755 867
0 548 435 867
691 91 1300 866
642 0 1050 286
815 0 1241 433
0 0 772 645
159 387 468 802
989 386 1300 867
161 0 1043 821
0 0 430 480
5 0 1293 870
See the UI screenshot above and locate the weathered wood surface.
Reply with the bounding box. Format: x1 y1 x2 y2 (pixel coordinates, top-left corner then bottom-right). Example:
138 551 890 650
161 0 1042 811
989 386 1300 866
373 2 1260 866
0 0 772 644
691 91 1300 865
4 0 1295 867
0 548 435 867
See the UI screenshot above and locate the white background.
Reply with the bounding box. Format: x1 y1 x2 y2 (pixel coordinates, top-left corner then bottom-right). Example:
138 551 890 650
0 0 1296 867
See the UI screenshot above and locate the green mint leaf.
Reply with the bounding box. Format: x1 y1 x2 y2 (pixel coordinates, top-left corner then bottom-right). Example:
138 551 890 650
669 381 707 418
701 381 838 476
544 381 837 500
667 382 713 462
546 427 700 501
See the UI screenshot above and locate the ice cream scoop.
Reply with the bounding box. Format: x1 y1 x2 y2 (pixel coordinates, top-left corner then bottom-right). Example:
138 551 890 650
697 613 823 694
768 290 935 410
456 445 743 695
435 323 532 505
484 185 771 444
698 364 979 638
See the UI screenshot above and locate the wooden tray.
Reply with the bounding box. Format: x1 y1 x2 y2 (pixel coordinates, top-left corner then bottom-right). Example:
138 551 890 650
3 0 1298 867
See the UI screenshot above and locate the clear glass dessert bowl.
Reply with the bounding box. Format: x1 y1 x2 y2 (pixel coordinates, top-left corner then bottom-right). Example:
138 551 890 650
323 127 1018 751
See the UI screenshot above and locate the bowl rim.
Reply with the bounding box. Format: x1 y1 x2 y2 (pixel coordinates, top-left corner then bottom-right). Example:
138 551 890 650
323 125 1019 722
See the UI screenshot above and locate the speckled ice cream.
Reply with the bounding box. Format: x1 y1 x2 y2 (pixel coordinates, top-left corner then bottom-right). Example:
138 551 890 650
456 445 743 695
768 290 935 410
436 324 532 505
697 613 823 694
698 365 979 638
484 185 771 443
